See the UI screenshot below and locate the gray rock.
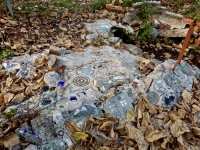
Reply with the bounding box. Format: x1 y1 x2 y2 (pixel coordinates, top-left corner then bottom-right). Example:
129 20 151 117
86 34 98 40
150 28 159 40
123 44 143 56
108 37 120 44
158 28 189 37
48 55 57 69
44 71 60 87
152 14 186 29
12 144 22 150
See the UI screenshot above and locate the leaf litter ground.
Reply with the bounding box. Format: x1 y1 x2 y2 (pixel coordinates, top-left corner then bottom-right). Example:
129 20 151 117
0 1 200 149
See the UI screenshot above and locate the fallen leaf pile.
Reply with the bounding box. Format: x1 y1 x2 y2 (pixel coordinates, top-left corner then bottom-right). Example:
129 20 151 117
0 8 124 57
0 1 200 149
66 81 200 149
137 57 156 76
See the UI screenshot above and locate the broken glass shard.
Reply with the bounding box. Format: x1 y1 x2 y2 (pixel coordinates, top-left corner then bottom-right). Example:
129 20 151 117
58 81 65 87
41 100 51 105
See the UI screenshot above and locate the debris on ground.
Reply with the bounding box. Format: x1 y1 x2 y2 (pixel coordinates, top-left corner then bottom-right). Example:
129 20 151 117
0 0 200 149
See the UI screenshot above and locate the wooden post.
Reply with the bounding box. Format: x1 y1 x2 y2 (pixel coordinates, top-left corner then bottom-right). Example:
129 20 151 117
173 21 194 70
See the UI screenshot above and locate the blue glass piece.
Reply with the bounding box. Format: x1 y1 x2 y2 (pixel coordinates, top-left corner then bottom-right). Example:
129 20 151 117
169 96 175 101
7 57 12 60
23 130 28 133
14 102 19 105
82 91 86 95
70 97 77 101
165 96 175 105
51 93 57 99
63 62 68 65
42 86 49 92
30 131 35 135
82 69 90 74
20 69 25 75
117 95 121 100
41 100 51 105
165 97 170 105
69 87 74 92
57 81 65 87
174 69 180 77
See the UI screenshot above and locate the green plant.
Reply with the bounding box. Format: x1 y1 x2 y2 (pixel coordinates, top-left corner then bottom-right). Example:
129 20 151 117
37 5 47 13
182 0 200 19
55 0 86 12
0 49 14 60
4 108 18 119
138 21 153 42
92 38 104 46
56 0 72 8
91 0 109 10
123 0 133 7
194 14 200 20
136 0 157 42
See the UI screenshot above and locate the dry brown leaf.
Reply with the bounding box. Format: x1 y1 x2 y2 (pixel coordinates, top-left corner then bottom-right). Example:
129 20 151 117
149 143 161 150
61 9 68 18
20 27 28 33
8 84 25 93
170 122 190 137
145 129 167 142
0 70 6 77
90 131 113 146
81 34 86 40
146 102 157 114
138 58 150 65
182 90 192 103
11 41 21 50
0 132 20 148
6 77 13 87
89 118 107 125
34 55 48 67
125 124 146 145
141 112 150 127
161 138 167 149
192 104 200 114
4 42 11 47
164 52 172 59
100 92 115 101
115 121 126 136
72 132 88 141
126 110 136 122
11 93 25 103
191 127 200 137
0 19 7 23
59 26 68 32
177 109 186 118
50 12 58 17
8 20 18 26
31 84 40 91
137 97 144 121
0 93 4 103
66 120 81 132
169 113 182 122
99 121 114 133
4 93 14 103
64 40 74 48
177 135 195 150
109 127 115 139
98 146 110 150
